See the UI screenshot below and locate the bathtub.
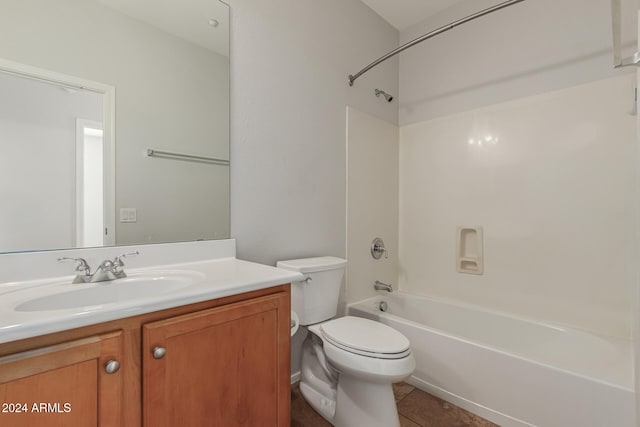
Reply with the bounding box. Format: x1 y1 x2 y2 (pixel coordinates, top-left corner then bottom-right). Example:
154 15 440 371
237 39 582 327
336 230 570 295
348 292 635 427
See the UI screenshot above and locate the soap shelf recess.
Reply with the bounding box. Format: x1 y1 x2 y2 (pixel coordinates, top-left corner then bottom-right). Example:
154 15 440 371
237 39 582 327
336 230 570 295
456 227 483 275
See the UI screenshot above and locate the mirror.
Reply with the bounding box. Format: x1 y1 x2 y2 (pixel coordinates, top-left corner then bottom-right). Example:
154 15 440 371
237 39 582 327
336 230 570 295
0 0 230 253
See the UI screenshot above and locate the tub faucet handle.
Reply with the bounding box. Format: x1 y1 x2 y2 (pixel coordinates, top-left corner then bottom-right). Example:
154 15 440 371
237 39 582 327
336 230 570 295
371 238 388 259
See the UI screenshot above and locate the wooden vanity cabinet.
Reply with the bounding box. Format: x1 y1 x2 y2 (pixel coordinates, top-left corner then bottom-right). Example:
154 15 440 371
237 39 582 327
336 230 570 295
143 292 290 426
0 331 123 427
0 285 290 427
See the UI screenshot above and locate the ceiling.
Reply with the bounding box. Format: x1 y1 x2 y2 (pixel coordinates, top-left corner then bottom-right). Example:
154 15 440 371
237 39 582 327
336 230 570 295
98 0 229 57
360 0 464 30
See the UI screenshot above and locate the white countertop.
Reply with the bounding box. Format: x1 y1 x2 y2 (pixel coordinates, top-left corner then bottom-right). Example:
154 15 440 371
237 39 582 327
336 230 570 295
0 257 304 344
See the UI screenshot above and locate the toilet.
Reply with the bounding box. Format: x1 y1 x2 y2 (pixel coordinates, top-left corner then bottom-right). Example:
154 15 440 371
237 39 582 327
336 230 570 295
277 257 415 427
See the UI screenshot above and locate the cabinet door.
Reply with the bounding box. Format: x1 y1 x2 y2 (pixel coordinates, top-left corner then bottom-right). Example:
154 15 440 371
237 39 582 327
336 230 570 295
0 330 123 427
143 292 290 427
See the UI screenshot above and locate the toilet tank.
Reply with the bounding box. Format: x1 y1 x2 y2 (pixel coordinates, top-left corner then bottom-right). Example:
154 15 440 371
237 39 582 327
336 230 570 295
276 256 347 326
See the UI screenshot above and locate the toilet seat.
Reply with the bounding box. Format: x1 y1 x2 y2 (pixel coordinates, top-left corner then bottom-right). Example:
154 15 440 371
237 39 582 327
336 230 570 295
319 316 411 359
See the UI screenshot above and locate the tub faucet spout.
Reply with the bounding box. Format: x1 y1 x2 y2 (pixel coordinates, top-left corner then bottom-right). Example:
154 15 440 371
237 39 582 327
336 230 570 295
374 280 393 292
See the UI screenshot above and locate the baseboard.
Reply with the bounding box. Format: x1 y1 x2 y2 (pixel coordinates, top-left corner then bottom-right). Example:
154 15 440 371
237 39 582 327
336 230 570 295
291 371 301 384
406 376 533 427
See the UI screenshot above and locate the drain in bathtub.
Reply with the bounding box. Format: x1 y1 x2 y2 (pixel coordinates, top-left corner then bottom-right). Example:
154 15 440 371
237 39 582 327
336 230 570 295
379 301 388 312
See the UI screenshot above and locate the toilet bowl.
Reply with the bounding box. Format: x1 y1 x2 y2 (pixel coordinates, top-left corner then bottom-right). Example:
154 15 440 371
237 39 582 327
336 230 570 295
302 316 415 427
276 257 415 427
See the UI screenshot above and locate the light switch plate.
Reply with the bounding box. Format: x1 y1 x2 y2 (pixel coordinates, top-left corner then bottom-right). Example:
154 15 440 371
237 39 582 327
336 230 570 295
120 208 137 223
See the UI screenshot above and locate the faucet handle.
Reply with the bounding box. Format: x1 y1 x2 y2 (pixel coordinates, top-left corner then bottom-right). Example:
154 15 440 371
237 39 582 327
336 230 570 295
371 238 388 260
57 257 91 275
113 251 139 267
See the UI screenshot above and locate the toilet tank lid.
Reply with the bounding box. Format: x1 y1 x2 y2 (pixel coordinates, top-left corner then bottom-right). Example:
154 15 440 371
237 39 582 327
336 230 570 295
276 256 346 273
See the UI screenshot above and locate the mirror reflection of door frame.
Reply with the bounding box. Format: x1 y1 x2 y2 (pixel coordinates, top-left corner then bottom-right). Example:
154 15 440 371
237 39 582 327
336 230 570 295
76 119 114 247
0 58 116 247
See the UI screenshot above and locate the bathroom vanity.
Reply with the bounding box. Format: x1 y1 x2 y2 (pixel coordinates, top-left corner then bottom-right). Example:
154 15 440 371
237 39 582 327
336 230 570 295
0 241 302 427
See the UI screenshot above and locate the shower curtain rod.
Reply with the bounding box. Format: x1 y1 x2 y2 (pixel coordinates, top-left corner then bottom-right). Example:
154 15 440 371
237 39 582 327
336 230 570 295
348 0 527 86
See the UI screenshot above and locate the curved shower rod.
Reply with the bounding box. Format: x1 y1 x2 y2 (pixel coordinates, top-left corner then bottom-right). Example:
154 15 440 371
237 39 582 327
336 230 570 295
348 0 527 87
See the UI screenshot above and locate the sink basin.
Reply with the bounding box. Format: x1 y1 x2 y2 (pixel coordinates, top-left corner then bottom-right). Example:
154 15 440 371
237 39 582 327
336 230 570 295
14 272 202 312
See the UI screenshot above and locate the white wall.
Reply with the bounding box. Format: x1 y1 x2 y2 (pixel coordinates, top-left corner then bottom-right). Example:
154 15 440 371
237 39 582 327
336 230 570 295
399 0 638 125
226 0 399 376
0 72 102 251
0 0 229 247
399 74 637 339
346 107 399 306
228 0 399 266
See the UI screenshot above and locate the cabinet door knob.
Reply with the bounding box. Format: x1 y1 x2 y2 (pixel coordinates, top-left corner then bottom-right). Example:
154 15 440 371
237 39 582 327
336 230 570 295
105 360 120 374
152 347 166 359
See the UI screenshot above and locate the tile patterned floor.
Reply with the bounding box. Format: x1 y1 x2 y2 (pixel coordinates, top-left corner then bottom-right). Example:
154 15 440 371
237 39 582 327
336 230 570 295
291 382 499 427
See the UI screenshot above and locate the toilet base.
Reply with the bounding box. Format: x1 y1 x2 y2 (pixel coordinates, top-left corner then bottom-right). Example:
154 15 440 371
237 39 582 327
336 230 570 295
300 333 338 424
300 377 400 427
299 381 336 423
333 377 400 427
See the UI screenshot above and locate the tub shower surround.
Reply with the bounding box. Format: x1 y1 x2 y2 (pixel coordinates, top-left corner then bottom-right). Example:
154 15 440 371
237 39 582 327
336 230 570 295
399 74 637 339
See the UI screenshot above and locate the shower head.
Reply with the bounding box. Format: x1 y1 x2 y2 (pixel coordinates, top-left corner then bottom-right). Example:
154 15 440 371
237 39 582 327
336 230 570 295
375 89 393 103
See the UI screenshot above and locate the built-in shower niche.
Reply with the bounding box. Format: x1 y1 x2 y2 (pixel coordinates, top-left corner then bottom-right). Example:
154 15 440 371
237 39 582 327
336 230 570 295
456 226 483 275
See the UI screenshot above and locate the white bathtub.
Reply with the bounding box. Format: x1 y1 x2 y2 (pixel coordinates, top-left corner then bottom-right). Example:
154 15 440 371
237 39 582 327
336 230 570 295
348 292 635 427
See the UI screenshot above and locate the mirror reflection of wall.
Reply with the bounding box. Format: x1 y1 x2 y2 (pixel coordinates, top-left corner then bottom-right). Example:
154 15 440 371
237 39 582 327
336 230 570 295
0 72 105 252
0 0 230 253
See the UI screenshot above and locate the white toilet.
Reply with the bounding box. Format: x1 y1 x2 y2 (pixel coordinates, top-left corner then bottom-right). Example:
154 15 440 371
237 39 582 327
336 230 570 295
277 257 415 427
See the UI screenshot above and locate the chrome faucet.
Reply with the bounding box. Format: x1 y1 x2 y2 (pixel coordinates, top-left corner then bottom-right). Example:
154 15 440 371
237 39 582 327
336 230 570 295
58 251 139 283
373 280 393 292
92 259 121 282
